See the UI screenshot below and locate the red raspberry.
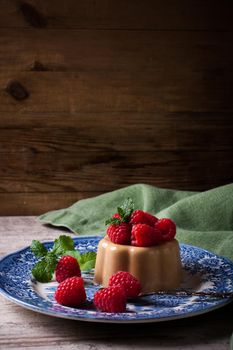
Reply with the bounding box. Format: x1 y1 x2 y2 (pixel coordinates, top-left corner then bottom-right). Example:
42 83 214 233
112 213 121 220
144 212 158 226
55 276 86 307
107 222 131 245
130 210 158 227
109 271 141 298
131 223 161 247
94 285 126 313
155 218 176 242
55 255 81 283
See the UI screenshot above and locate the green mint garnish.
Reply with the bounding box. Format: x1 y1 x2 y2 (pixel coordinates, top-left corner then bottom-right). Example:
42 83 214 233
64 250 81 260
118 197 134 220
105 197 134 225
31 252 57 283
105 217 121 225
30 235 96 282
52 235 75 255
78 252 96 271
30 240 48 258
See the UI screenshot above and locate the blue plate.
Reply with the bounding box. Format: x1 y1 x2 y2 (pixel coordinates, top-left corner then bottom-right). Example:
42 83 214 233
0 236 232 323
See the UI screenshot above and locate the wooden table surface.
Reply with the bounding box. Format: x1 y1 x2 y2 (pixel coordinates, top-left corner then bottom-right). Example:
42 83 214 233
0 216 232 350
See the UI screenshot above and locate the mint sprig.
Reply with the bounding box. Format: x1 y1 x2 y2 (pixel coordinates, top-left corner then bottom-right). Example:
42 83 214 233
31 240 48 258
105 197 134 225
52 235 75 255
78 252 96 271
32 252 57 283
30 235 96 283
105 217 121 225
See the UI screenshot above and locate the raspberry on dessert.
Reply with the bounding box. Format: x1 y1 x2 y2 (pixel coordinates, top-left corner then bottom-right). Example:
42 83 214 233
108 271 141 298
55 255 81 283
55 276 86 307
131 223 161 247
155 218 176 242
144 212 158 226
107 222 131 245
112 213 121 220
94 285 126 313
130 210 158 227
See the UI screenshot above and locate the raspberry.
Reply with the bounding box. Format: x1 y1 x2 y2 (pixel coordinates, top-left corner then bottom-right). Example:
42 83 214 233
94 285 126 313
131 223 161 247
55 276 86 307
112 213 121 220
109 271 141 298
155 218 176 242
55 255 81 283
130 210 158 227
107 222 131 245
144 212 158 226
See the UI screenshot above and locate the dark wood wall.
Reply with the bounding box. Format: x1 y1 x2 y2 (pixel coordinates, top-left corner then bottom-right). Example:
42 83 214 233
0 0 233 215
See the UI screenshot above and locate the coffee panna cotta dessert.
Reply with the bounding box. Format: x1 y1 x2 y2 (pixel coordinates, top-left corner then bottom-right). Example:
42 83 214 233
30 199 182 312
94 199 182 293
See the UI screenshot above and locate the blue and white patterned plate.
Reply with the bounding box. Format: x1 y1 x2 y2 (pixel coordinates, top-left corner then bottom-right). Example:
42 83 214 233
0 236 232 323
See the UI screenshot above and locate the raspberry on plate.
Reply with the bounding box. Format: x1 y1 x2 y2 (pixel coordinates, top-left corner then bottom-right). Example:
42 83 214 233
55 276 86 307
130 210 158 227
155 218 176 242
108 271 141 298
131 223 161 247
94 285 126 313
55 255 81 283
107 222 131 245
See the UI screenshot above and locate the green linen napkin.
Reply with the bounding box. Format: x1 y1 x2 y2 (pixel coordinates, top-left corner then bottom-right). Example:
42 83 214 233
39 183 233 261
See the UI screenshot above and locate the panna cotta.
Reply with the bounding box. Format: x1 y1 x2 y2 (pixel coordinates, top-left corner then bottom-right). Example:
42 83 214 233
94 237 182 293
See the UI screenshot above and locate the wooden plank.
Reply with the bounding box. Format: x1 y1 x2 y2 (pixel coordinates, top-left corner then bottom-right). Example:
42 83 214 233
0 192 100 215
0 29 232 112
1 70 233 113
0 29 233 72
0 151 232 194
1 110 233 128
0 30 232 112
0 112 232 152
1 0 233 30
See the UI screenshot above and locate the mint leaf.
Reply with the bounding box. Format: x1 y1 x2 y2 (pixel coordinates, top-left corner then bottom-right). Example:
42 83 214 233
117 207 125 219
64 250 81 260
78 252 96 271
32 252 57 282
105 217 121 225
52 235 74 256
105 198 134 224
120 198 134 219
30 235 95 282
30 240 47 258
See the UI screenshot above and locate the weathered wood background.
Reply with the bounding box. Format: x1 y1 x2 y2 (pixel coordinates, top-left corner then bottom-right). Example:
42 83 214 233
0 0 233 215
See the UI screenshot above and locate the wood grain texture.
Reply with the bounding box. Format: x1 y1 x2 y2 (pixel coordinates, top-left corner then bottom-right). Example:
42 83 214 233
1 71 232 113
0 193 99 216
1 0 233 30
1 29 233 72
0 1 233 215
0 217 232 350
0 113 232 152
0 29 233 114
0 150 232 193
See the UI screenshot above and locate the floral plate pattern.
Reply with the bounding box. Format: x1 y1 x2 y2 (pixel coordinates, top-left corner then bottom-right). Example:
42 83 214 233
0 236 232 323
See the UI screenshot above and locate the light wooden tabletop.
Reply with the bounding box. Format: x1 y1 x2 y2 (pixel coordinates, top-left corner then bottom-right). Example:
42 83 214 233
0 216 232 350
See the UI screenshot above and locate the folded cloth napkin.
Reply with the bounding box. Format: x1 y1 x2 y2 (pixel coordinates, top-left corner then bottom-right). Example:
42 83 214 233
39 183 233 261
